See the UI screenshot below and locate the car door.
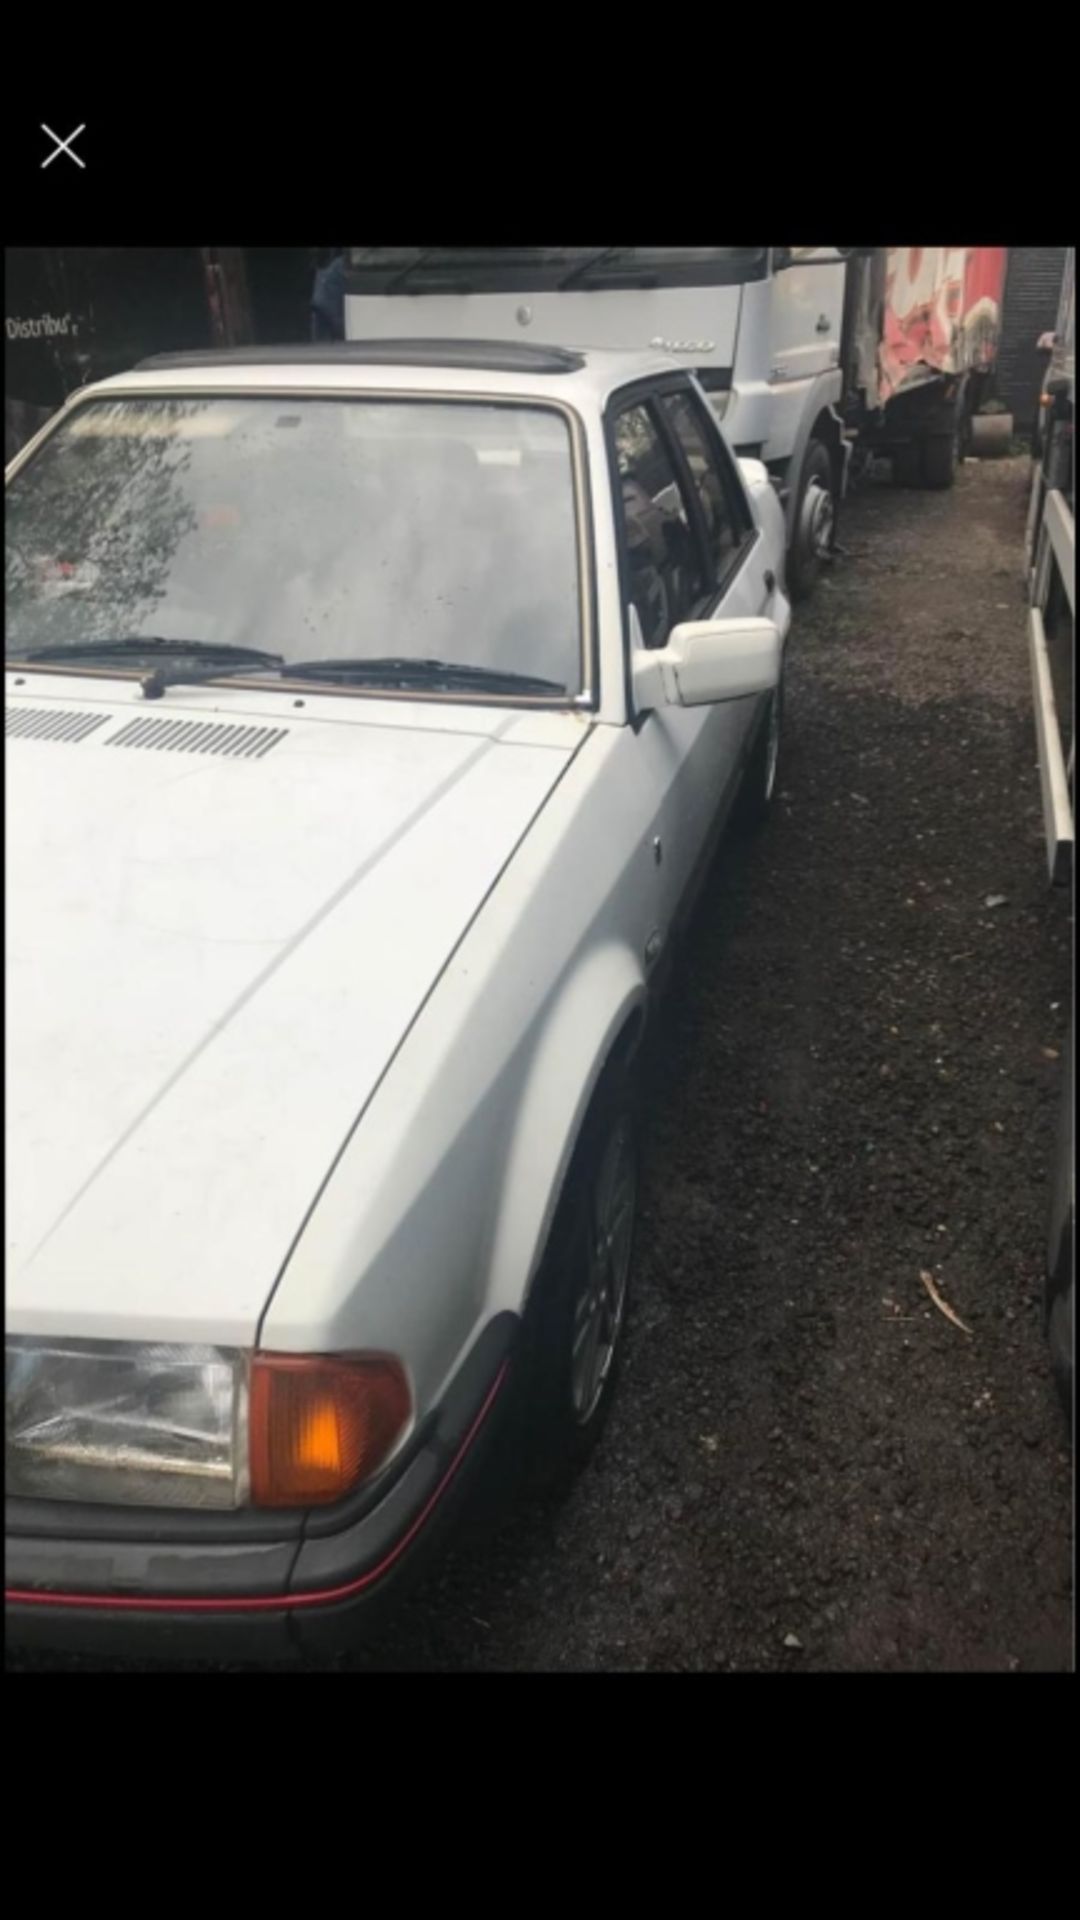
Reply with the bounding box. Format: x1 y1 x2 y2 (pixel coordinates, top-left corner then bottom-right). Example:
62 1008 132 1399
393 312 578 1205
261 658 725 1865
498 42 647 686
608 377 774 954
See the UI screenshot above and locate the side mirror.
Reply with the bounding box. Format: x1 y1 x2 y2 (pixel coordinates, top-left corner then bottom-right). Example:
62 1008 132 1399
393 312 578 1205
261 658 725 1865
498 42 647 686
632 617 781 712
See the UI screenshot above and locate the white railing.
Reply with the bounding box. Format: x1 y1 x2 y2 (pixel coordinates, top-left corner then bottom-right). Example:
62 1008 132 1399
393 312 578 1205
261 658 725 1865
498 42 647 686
1028 485 1075 884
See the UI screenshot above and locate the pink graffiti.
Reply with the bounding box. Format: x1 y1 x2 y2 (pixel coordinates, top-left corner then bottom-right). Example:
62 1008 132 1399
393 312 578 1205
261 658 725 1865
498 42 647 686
880 247 1006 401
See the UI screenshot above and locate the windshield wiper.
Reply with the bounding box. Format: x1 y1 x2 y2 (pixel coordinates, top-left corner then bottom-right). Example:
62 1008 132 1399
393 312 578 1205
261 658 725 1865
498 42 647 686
87 650 564 702
380 248 476 294
384 248 437 293
5 638 285 701
558 247 624 291
284 657 566 696
557 247 659 291
13 637 284 669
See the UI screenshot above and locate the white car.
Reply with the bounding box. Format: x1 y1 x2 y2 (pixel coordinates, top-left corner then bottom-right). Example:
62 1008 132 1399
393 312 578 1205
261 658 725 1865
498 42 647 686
5 340 790 1657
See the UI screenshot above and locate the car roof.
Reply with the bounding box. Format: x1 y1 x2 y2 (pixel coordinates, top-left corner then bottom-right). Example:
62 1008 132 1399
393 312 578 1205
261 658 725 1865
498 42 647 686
73 339 685 410
138 340 590 376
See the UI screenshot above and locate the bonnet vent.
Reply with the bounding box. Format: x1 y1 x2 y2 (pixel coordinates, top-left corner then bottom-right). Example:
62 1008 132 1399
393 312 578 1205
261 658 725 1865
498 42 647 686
104 717 288 759
6 706 110 743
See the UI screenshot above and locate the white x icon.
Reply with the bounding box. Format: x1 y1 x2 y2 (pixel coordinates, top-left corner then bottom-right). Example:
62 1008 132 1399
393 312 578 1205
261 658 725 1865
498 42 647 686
41 123 86 170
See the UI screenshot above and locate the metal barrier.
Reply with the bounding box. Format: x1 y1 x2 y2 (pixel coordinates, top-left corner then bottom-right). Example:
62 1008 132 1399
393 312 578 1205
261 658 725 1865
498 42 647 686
1028 484 1075 884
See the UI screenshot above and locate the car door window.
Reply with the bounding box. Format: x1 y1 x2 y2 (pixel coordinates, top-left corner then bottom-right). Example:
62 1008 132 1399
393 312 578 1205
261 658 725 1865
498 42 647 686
660 387 753 589
612 401 709 650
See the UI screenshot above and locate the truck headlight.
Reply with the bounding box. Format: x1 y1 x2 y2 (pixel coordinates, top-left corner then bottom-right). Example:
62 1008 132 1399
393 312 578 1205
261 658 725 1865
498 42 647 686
5 1339 412 1511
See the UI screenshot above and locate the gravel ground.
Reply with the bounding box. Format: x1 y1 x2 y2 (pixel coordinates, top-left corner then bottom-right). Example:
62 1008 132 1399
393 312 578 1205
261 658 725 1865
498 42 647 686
9 456 1073 1674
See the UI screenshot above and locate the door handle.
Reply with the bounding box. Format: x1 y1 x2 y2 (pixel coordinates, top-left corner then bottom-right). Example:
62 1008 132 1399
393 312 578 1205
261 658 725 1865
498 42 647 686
764 569 777 593
816 314 831 333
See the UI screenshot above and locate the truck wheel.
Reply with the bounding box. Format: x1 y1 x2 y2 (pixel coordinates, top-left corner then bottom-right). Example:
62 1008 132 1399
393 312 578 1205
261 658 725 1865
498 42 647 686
517 1063 638 1490
787 439 836 601
920 432 957 489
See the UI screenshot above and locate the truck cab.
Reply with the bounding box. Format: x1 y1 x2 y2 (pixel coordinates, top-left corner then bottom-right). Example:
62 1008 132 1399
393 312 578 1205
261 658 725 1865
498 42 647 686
343 247 851 600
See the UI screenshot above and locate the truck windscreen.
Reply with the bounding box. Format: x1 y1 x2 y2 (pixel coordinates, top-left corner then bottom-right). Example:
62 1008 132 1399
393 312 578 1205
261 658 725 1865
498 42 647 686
345 248 768 295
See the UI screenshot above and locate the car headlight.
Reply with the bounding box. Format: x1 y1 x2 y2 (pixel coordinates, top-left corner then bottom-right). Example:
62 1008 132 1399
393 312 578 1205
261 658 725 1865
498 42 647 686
5 1339 411 1511
6 1339 247 1508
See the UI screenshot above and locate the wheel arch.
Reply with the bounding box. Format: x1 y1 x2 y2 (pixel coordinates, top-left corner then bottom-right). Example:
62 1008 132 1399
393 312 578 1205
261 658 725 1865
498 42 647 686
485 945 647 1319
782 383 848 546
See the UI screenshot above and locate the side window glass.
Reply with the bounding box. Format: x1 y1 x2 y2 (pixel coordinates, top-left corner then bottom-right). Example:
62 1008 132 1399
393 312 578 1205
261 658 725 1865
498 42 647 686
612 402 706 650
661 388 750 584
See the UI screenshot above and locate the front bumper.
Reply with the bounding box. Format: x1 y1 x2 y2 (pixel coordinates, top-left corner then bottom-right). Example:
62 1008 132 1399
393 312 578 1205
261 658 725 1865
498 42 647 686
6 1315 516 1661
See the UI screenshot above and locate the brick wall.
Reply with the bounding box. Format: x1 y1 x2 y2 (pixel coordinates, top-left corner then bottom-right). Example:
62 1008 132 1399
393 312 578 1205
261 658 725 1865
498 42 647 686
998 248 1068 432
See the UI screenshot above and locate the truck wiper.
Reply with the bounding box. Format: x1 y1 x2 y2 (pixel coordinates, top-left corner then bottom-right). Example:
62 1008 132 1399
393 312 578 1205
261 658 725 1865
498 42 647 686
284 656 567 696
557 247 658 291
382 248 465 294
558 247 623 290
384 248 434 292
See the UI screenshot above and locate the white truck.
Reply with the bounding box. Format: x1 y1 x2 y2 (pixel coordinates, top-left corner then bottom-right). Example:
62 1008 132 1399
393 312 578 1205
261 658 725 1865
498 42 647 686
343 246 1006 599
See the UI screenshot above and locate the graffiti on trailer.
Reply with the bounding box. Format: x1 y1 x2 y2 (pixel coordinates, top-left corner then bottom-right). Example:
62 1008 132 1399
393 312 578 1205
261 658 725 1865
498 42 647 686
880 247 1007 402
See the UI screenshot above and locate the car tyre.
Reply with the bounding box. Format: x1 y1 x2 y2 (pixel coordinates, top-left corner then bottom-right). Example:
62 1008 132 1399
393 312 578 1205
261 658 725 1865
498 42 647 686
733 673 783 833
517 1061 639 1492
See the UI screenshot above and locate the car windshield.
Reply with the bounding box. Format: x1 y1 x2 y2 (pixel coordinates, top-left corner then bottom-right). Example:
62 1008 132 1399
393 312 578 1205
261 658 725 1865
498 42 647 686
5 395 584 696
347 247 767 293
